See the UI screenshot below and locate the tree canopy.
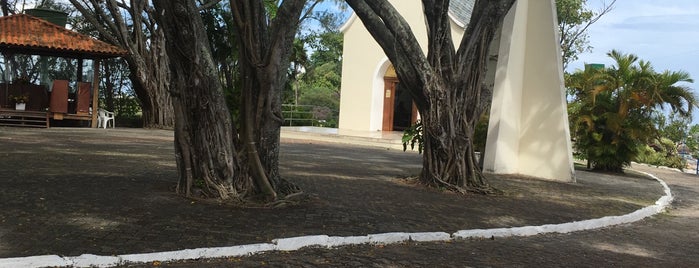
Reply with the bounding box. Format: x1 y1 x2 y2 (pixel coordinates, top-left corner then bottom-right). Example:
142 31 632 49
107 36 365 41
556 0 616 69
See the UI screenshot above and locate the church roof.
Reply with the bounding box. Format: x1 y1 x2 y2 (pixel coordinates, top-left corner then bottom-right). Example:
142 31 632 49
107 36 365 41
448 0 476 27
0 14 127 59
340 0 477 32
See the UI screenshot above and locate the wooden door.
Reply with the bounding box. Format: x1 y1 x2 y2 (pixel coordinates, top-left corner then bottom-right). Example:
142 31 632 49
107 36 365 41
49 80 69 114
76 82 91 115
382 78 398 131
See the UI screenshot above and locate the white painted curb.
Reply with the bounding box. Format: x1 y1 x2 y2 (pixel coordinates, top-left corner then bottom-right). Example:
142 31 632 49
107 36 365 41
0 170 673 268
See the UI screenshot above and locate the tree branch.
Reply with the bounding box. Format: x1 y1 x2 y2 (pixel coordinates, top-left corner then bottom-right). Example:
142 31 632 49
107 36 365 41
69 0 121 46
197 0 222 11
299 0 322 23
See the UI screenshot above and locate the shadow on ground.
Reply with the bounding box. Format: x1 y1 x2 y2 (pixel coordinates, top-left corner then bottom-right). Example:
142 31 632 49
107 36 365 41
0 128 664 259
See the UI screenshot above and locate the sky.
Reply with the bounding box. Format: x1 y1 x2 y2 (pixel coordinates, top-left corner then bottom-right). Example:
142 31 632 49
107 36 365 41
567 0 699 123
567 2 699 87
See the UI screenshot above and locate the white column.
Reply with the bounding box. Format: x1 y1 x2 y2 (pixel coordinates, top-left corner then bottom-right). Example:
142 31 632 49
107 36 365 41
484 0 575 182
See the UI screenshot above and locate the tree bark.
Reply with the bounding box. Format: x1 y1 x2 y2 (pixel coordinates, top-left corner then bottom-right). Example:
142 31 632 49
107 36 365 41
231 0 307 197
154 0 247 200
154 0 306 202
346 0 515 193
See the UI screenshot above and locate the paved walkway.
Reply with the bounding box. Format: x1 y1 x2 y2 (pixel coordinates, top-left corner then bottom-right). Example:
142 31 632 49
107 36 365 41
0 127 695 267
202 163 696 267
281 126 405 150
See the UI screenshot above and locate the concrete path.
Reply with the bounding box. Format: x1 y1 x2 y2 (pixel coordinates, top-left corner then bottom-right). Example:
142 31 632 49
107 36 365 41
281 126 406 150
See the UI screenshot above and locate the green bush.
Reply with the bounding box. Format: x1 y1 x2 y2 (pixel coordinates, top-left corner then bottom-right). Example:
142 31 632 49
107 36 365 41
402 120 423 154
635 144 686 170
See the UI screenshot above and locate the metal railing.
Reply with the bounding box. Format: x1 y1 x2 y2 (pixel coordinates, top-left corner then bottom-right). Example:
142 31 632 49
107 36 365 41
281 104 336 127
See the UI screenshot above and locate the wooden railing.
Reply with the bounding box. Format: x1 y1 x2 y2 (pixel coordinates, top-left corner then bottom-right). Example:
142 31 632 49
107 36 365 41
0 109 49 128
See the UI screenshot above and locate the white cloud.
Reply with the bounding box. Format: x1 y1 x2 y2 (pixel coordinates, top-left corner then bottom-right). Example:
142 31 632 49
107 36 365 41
570 0 699 75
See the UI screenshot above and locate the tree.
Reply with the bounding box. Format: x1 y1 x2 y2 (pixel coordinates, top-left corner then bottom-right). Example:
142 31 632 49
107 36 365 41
199 1 242 115
556 0 616 69
152 0 245 200
294 14 344 126
153 0 309 202
657 113 691 145
229 0 309 199
345 0 516 193
687 124 699 158
70 0 174 129
0 0 18 16
567 50 698 172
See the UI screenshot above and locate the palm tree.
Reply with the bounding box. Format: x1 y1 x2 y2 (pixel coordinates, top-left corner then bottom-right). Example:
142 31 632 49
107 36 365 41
568 50 698 172
647 70 696 117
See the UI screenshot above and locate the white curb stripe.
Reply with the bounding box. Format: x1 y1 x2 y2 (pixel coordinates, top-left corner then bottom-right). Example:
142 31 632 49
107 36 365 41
0 255 70 268
0 170 674 268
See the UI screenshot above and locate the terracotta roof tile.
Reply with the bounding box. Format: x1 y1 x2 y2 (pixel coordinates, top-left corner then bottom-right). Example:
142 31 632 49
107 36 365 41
0 14 127 58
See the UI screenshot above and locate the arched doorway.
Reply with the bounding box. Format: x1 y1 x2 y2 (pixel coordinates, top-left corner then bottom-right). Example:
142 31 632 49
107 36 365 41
382 65 418 131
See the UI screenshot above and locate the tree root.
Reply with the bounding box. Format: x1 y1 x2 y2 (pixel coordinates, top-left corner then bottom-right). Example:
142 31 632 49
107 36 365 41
398 175 502 196
276 178 303 195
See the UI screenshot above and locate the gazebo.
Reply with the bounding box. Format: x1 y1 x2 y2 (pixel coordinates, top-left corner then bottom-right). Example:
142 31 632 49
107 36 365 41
0 12 127 128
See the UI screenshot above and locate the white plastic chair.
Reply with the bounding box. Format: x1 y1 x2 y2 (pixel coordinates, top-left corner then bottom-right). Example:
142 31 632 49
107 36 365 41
97 108 115 129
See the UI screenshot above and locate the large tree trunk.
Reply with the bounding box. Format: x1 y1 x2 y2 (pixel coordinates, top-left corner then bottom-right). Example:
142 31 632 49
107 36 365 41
231 0 307 198
154 0 306 202
124 23 174 129
153 0 247 200
419 82 493 193
346 0 515 193
418 0 510 193
70 0 175 129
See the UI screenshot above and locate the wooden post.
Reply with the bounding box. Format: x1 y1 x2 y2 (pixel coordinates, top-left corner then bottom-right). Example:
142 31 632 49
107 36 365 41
77 58 84 82
2 52 11 108
91 59 100 128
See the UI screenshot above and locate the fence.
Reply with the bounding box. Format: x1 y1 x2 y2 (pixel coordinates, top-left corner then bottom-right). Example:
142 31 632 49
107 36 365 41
281 104 337 127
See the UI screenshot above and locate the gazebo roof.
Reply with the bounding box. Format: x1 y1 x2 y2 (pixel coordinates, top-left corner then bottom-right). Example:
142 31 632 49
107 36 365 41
0 13 127 59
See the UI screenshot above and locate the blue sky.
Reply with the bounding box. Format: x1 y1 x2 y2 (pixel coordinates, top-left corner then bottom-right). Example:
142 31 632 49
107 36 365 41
567 0 699 123
567 0 699 85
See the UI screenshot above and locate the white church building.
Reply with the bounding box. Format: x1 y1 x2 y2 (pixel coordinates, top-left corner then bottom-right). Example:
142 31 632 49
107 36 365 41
336 0 575 182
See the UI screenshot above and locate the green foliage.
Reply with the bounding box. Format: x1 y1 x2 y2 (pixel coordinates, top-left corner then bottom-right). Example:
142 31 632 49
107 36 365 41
568 50 698 172
556 0 615 68
657 113 690 143
110 94 142 127
402 120 423 154
287 12 344 127
557 0 594 25
473 114 490 152
635 138 686 170
689 124 699 158
264 0 279 18
281 104 336 127
655 113 699 158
